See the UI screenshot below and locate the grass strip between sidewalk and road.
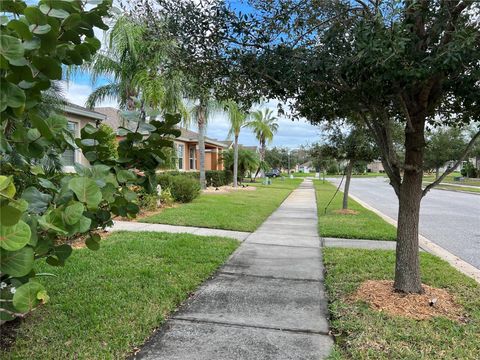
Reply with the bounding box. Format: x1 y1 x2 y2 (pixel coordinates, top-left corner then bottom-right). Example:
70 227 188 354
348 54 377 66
143 178 303 232
423 183 480 194
324 248 480 360
3 231 239 359
314 180 397 241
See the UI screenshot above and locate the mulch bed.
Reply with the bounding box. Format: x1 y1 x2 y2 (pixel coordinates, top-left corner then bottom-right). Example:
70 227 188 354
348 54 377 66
333 209 360 215
350 280 465 321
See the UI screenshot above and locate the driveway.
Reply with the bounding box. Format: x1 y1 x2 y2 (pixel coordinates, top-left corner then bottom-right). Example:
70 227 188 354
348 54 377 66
328 177 480 269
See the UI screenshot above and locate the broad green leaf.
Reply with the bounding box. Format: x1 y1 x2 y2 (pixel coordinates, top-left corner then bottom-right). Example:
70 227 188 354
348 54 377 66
63 202 84 225
12 281 46 313
0 220 31 251
38 178 57 191
85 233 100 250
29 24 51 35
68 177 102 208
38 211 68 235
32 56 62 80
24 6 47 25
0 35 25 63
30 165 45 175
116 169 137 183
45 114 67 134
0 82 26 111
7 20 33 40
21 186 52 214
53 244 72 261
0 247 34 277
0 175 16 198
39 4 69 19
0 204 23 226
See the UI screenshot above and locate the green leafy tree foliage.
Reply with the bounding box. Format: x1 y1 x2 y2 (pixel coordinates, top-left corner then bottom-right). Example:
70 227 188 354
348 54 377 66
222 148 260 181
265 147 290 171
247 109 279 178
146 0 480 293
322 125 377 209
98 123 118 159
0 0 180 320
424 127 467 179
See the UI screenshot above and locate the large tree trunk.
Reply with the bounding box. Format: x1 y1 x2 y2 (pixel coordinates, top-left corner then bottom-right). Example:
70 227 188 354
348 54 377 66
394 119 425 294
435 166 440 180
198 104 206 190
233 134 239 187
343 159 354 210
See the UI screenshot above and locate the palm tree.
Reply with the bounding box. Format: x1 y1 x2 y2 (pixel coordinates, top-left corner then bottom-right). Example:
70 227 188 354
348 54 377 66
225 101 248 187
72 15 187 117
247 109 279 178
189 94 221 189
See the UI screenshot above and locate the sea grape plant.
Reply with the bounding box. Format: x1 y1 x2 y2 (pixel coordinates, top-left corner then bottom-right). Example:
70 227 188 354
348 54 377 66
0 0 180 321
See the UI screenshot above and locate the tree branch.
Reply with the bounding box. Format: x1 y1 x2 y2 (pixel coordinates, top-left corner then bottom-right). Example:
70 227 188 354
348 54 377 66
422 129 480 197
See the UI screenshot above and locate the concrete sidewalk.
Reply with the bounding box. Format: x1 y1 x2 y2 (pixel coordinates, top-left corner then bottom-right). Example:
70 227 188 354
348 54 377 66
108 220 250 242
134 179 333 360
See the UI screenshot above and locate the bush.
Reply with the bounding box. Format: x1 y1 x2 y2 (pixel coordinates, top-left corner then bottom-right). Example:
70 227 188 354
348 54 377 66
206 170 233 187
461 161 478 178
326 163 339 175
138 191 159 211
157 173 200 203
160 188 175 207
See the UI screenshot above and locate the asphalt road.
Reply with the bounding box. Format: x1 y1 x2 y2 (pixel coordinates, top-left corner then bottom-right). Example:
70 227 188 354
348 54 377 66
328 177 480 269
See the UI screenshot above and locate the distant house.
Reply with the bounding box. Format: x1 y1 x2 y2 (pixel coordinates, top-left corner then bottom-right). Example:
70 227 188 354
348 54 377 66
62 103 106 172
297 161 313 173
367 160 385 173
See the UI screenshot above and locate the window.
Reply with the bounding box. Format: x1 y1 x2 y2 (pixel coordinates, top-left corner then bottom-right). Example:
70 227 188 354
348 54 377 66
62 121 78 167
177 144 184 170
189 146 196 170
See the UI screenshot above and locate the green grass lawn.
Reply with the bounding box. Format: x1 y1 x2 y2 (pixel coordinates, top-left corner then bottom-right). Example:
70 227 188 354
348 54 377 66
314 180 397 241
423 172 480 187
423 183 480 194
324 248 480 359
292 172 315 177
4 231 238 359
143 178 303 232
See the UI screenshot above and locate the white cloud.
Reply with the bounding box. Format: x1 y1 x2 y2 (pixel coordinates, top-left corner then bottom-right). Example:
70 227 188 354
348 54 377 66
204 100 321 149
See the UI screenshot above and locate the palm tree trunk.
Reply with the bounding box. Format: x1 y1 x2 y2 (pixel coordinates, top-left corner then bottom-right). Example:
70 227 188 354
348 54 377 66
233 134 239 187
259 139 266 178
198 103 207 190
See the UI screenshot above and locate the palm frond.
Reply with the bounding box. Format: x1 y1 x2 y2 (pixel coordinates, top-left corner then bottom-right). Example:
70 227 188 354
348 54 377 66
86 83 121 109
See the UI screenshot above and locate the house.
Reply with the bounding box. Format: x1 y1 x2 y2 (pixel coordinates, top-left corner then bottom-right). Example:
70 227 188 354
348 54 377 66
62 103 106 172
95 107 227 171
367 160 385 173
175 128 227 171
297 161 313 173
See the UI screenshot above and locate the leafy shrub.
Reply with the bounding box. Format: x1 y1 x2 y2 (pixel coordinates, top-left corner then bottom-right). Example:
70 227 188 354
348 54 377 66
461 161 478 178
206 170 233 187
160 188 175 207
0 1 182 320
157 174 200 203
138 192 159 212
327 163 339 175
98 123 118 159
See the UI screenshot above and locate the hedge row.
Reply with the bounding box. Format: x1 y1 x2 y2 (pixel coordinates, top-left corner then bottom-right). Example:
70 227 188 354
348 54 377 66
160 170 233 187
157 174 200 203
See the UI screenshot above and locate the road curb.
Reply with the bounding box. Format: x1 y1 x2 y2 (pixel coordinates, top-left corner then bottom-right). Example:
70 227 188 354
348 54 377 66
347 192 480 284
